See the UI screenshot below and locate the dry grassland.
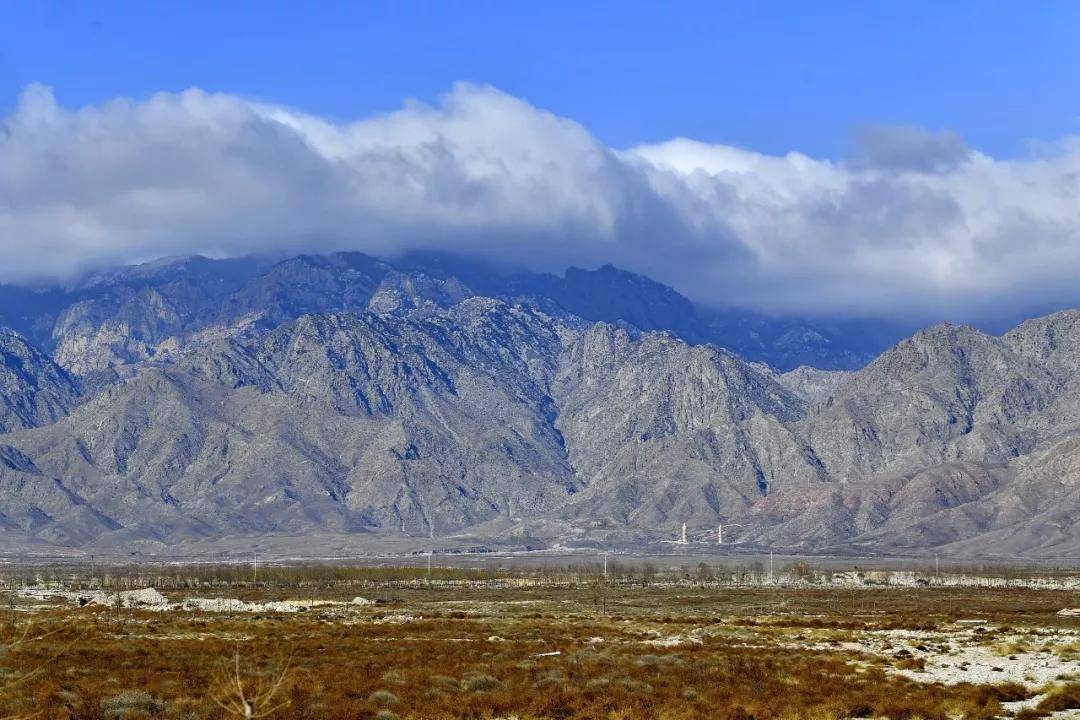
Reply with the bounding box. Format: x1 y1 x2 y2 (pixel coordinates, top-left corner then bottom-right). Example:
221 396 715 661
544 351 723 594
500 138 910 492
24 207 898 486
0 565 1077 720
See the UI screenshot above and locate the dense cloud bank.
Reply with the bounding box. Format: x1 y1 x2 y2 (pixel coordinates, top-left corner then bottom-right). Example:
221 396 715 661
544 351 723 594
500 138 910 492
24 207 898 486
3 82 1080 321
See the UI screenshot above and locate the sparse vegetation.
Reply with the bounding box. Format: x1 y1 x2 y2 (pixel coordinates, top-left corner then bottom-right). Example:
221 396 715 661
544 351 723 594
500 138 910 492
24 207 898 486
0 564 1076 719
368 690 399 706
1034 682 1080 711
101 690 165 719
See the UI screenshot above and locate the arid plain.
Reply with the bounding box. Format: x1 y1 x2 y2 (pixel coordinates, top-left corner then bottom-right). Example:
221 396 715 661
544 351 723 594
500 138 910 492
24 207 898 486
2 560 1078 720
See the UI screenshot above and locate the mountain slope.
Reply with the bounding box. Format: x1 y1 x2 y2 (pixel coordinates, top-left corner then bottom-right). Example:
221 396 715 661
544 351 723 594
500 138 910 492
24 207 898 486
551 324 823 527
0 303 842 546
801 323 1056 482
0 330 82 433
0 301 581 544
2 256 1080 556
5 304 1080 555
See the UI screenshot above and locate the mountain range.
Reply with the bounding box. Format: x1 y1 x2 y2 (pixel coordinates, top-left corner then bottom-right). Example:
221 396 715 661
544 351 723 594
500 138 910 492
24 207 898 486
0 251 1077 560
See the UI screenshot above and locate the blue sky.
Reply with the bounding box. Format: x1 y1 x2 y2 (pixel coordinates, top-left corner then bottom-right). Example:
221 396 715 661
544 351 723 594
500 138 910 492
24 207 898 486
2 1 1079 158
3 1 1080 323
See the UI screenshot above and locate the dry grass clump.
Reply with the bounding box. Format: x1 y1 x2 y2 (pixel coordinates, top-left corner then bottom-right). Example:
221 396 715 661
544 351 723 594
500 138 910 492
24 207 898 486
533 669 566 690
1015 682 1080 718
379 669 407 686
367 689 399 705
937 683 1032 719
894 655 926 671
1039 682 1080 709
101 690 165 719
460 672 503 692
992 638 1031 656
1050 639 1080 661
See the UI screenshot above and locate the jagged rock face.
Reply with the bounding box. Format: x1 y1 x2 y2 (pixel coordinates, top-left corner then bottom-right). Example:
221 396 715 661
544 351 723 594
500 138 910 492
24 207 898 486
1001 310 1080 433
801 323 1056 482
552 325 823 527
47 254 478 375
366 271 474 316
52 256 265 374
777 366 852 404
1003 309 1080 375
53 289 189 373
216 253 392 326
0 330 81 433
9 251 910 376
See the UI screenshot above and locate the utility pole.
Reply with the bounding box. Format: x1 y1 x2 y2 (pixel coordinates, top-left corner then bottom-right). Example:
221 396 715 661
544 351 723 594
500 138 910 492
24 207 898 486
601 552 608 617
769 552 774 583
680 523 687 545
600 557 609 617
427 550 433 586
253 551 258 585
6 571 17 628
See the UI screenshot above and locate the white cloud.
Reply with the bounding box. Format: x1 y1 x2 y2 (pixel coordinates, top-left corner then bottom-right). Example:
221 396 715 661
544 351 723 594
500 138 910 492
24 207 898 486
2 82 1080 321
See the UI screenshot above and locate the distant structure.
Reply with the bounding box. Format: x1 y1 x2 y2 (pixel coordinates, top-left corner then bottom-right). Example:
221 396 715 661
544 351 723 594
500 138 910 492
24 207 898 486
718 523 742 544
665 522 744 545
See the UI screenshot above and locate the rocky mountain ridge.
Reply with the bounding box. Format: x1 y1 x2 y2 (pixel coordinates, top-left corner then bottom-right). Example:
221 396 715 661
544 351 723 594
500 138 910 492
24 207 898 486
0 251 910 377
0 254 1078 558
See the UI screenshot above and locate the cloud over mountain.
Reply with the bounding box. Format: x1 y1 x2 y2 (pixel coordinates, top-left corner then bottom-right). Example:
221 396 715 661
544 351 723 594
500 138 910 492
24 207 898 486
3 82 1080 322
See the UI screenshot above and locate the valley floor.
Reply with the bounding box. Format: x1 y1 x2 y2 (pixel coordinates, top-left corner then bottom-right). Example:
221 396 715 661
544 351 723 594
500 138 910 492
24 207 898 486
1 567 1078 720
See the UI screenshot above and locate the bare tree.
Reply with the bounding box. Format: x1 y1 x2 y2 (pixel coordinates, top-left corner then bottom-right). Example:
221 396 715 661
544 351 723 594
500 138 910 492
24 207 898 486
210 650 292 719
